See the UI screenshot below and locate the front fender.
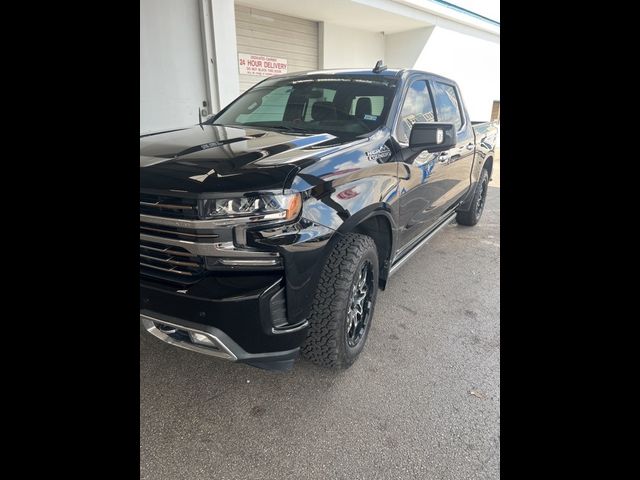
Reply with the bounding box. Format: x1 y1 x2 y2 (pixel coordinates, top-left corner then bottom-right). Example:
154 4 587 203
251 131 400 325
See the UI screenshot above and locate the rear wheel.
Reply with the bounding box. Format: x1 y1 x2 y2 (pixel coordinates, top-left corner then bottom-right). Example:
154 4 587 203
301 233 379 369
456 168 489 226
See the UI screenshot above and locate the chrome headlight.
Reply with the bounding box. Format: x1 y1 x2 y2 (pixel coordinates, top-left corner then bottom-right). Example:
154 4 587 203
199 193 302 223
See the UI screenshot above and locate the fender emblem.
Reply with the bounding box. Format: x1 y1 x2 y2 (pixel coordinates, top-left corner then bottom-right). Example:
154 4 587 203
365 144 391 163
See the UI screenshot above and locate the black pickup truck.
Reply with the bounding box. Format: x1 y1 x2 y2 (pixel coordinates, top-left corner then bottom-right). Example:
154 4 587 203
140 66 498 371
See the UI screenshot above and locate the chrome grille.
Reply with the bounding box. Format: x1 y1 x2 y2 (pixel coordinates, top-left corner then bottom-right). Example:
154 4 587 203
140 239 205 277
139 222 219 241
139 196 220 278
140 193 199 219
140 194 282 282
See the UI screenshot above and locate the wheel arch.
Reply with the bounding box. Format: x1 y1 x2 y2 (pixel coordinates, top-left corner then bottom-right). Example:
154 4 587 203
334 206 396 290
458 153 494 213
483 155 494 178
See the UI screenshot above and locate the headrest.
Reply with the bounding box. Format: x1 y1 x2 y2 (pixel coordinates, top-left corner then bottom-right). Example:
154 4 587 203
355 97 372 117
311 101 337 121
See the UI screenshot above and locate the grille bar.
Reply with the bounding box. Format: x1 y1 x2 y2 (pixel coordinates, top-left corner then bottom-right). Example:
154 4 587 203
140 223 219 239
139 243 193 258
140 201 196 211
139 261 194 276
139 253 201 268
140 194 199 219
140 239 204 279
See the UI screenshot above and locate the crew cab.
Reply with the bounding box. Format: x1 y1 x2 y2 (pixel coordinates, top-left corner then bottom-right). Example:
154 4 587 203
140 65 498 371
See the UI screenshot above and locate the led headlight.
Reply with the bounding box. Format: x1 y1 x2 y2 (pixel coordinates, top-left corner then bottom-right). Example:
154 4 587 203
199 193 301 223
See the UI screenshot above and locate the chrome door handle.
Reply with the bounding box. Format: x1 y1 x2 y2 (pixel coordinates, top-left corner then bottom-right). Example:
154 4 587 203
466 143 474 151
438 152 450 163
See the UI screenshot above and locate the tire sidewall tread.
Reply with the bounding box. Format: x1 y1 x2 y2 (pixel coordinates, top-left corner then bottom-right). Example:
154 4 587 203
456 168 489 226
301 233 379 369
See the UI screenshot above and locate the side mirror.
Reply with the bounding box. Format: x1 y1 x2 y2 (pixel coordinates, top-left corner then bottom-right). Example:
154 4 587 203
409 122 457 152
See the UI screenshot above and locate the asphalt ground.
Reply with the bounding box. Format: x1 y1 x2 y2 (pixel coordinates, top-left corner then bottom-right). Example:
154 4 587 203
140 157 500 480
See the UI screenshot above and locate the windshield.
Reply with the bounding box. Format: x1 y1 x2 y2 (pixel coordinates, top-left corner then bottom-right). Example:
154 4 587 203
212 75 398 136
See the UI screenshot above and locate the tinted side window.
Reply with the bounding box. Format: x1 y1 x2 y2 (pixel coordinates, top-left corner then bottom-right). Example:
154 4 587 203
396 80 435 144
433 82 463 131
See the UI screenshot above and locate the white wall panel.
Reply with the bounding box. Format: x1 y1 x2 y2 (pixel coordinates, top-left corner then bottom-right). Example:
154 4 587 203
140 0 207 134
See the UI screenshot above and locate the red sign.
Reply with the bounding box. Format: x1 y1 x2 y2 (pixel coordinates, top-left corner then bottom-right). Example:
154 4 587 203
238 53 288 77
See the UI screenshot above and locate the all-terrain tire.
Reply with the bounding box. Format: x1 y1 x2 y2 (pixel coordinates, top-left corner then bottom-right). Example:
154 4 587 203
301 233 379 369
456 168 489 226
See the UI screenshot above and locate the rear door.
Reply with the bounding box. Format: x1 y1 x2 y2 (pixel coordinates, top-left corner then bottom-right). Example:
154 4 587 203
429 80 475 205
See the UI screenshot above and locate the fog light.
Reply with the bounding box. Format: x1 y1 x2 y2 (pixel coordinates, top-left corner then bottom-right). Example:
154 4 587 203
189 331 215 347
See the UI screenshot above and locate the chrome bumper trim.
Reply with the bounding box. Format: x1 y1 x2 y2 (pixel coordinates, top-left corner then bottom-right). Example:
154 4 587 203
271 320 309 335
140 314 237 361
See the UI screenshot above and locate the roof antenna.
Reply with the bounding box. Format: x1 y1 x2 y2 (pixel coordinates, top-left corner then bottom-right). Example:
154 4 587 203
373 59 387 73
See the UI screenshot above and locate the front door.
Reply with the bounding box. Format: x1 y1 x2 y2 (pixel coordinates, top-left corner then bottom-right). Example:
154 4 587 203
395 78 461 253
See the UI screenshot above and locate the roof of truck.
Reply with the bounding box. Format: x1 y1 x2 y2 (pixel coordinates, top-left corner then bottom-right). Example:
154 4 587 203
268 68 457 85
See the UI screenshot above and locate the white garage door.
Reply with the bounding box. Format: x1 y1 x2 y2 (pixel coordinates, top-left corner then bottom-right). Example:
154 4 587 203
140 0 208 134
235 4 319 93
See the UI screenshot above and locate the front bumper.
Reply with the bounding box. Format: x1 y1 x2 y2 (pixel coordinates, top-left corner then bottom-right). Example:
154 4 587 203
140 273 309 371
141 311 302 371
139 197 338 370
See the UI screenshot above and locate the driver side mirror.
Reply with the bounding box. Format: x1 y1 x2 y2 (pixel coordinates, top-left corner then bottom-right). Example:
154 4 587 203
409 122 456 152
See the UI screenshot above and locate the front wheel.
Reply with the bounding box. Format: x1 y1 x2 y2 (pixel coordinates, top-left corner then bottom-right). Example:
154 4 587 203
456 168 489 226
301 233 379 369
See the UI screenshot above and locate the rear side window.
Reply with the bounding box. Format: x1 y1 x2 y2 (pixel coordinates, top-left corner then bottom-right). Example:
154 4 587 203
432 82 463 131
396 80 435 143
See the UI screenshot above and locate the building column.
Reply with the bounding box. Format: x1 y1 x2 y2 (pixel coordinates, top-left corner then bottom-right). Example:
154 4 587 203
200 0 240 113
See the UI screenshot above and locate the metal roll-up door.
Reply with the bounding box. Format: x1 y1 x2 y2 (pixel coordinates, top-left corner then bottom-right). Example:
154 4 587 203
235 4 319 93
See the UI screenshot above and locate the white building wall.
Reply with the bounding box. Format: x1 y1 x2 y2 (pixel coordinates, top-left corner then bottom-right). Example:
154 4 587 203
386 25 500 121
140 1 499 131
210 0 240 109
319 21 499 122
140 0 208 134
416 26 499 121
320 23 384 69
384 27 434 70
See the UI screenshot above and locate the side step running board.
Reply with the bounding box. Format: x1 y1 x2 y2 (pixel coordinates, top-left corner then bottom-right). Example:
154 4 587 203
388 211 457 277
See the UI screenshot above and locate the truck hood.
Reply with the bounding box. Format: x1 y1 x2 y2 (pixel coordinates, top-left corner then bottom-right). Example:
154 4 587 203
140 124 358 194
